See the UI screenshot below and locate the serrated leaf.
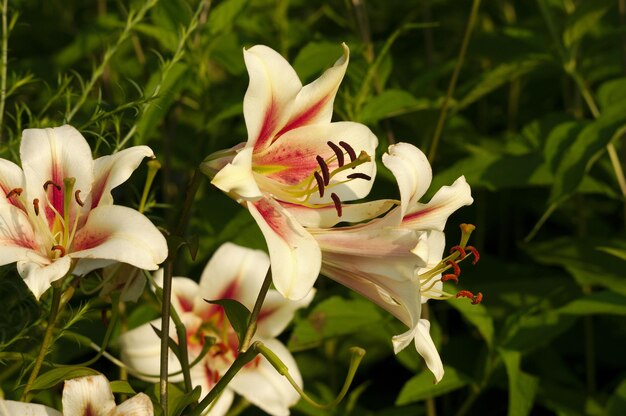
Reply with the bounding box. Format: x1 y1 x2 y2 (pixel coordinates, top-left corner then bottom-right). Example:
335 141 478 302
205 298 251 344
360 89 433 124
558 291 626 316
396 366 470 405
288 296 384 351
30 367 101 391
110 380 136 394
499 349 539 416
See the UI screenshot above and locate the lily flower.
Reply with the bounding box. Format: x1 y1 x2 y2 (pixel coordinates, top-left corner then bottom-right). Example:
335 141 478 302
62 374 153 415
0 125 168 299
120 243 313 416
303 142 477 382
202 44 378 301
0 400 61 416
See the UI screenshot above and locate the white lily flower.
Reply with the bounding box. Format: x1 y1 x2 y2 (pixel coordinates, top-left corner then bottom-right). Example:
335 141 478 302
0 125 168 299
0 400 61 416
120 243 313 416
203 44 378 301
302 142 476 382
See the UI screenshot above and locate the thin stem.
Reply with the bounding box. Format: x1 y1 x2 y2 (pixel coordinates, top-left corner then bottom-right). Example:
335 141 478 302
20 286 63 401
428 0 481 162
0 0 8 141
239 270 273 352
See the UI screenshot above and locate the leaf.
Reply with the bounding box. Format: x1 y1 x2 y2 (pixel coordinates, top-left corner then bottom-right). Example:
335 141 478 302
110 380 136 394
360 89 434 124
293 42 345 82
395 366 470 405
170 386 202 416
30 367 100 391
207 0 248 35
204 298 251 344
607 377 626 416
563 0 613 49
499 349 539 416
597 77 626 110
543 120 586 173
447 296 494 347
558 291 626 316
288 296 384 351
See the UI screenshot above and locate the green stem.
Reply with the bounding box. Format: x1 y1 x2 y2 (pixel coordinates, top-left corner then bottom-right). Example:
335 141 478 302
139 159 161 213
239 270 272 352
427 0 481 162
0 0 8 141
20 286 63 401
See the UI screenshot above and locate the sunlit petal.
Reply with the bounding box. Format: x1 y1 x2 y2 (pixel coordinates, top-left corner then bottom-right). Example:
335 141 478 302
62 374 116 416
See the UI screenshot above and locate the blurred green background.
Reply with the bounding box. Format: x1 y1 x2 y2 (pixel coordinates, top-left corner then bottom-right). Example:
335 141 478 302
1 0 626 415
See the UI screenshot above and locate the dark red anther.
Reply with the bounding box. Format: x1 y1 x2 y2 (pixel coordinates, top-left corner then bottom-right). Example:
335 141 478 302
339 141 357 164
327 141 344 166
43 180 61 191
446 259 461 277
51 245 66 257
449 245 466 259
313 172 325 198
316 155 330 185
441 274 459 283
33 198 40 216
331 192 342 217
456 290 475 300
472 292 483 305
346 172 372 181
6 188 23 198
75 190 84 207
466 246 480 264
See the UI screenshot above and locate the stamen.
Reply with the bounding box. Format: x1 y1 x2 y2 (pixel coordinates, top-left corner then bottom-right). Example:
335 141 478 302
313 172 325 198
339 141 357 163
316 155 330 185
441 274 459 283
331 192 342 216
43 180 62 191
327 141 344 166
447 259 461 277
51 245 66 257
449 245 466 259
75 190 84 207
33 198 40 216
346 172 371 181
455 290 475 301
472 292 483 305
466 246 480 264
6 188 23 198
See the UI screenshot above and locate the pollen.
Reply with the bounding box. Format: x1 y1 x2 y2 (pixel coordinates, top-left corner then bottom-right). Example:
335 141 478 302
327 141 344 166
316 155 330 185
6 188 23 198
43 180 62 191
339 141 357 164
75 190 84 207
330 192 342 216
51 244 66 257
33 198 40 216
314 172 325 197
465 246 480 264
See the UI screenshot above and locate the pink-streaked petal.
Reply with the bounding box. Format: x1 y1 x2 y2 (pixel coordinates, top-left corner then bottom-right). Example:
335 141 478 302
71 205 167 271
0 158 25 208
248 198 321 300
414 319 444 383
170 276 200 315
382 142 432 219
62 374 116 416
90 145 154 209
20 125 94 227
113 393 154 416
229 339 301 416
256 288 315 339
282 199 395 228
253 122 378 205
276 43 349 136
188 358 235 415
211 147 263 201
18 256 72 300
0 400 62 416
402 176 473 231
0 204 40 264
195 243 270 318
243 45 302 152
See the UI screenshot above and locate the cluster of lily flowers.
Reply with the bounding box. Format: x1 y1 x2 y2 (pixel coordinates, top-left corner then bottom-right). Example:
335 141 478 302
0 43 480 415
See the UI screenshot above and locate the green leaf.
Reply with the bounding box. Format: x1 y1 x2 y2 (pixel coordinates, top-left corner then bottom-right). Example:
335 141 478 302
597 77 626 110
563 0 612 49
293 42 345 82
30 367 101 391
558 291 626 316
396 366 470 405
170 386 202 416
110 380 137 394
288 296 384 351
447 296 494 347
360 89 433 124
543 120 586 173
499 349 539 416
207 0 248 35
205 298 251 344
607 377 626 416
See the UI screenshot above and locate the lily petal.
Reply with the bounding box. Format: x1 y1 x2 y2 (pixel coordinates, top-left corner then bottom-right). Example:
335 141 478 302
402 176 473 231
20 125 94 227
0 204 40 265
188 358 235 415
0 400 62 416
283 199 395 228
414 319 444 383
18 255 71 300
71 205 167 271
0 158 25 206
90 145 154 208
243 45 302 152
62 374 116 416
113 393 154 416
276 43 349 136
211 147 263 201
248 198 321 300
256 288 315 339
229 339 301 416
